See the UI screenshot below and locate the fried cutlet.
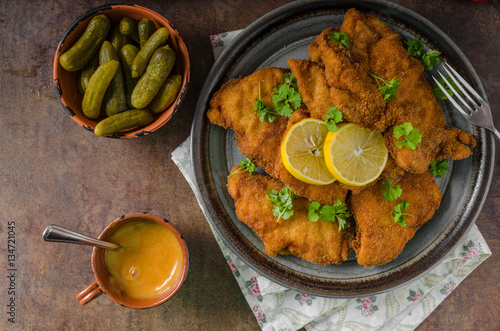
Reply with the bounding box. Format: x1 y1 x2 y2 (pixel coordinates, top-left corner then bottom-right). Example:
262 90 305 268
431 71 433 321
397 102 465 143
207 67 349 205
307 8 476 173
307 30 390 132
287 58 334 121
207 67 290 173
349 170 441 267
288 58 406 190
227 167 354 265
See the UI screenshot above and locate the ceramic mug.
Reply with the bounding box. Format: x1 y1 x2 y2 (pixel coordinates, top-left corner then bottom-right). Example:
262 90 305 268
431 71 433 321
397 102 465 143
76 213 189 308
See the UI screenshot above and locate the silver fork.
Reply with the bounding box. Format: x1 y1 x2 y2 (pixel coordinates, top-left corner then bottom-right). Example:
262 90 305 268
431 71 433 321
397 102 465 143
432 62 500 142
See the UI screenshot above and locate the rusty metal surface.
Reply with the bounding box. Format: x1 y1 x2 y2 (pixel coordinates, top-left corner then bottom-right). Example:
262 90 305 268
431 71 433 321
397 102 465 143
0 0 498 329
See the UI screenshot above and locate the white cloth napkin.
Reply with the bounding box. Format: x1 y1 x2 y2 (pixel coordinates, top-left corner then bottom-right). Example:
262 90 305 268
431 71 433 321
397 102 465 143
170 31 492 331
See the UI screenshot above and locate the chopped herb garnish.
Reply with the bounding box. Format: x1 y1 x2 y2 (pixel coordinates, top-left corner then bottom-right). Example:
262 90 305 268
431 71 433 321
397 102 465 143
325 106 343 132
266 187 296 222
370 73 401 100
308 199 351 231
308 201 322 223
381 178 402 202
406 38 425 57
272 73 302 118
433 77 459 100
282 72 299 90
255 82 279 122
422 50 441 71
393 123 422 150
228 158 256 178
405 38 441 71
393 200 412 227
328 32 350 49
429 159 449 177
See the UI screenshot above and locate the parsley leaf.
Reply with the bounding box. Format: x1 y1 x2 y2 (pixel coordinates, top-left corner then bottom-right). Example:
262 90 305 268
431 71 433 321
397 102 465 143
370 73 401 100
239 158 256 173
405 38 441 71
308 199 351 231
282 72 299 90
405 38 424 58
381 178 402 202
433 77 459 100
325 106 343 132
308 201 321 222
228 158 256 178
429 159 449 177
266 187 296 222
328 32 350 49
393 123 422 150
421 49 441 71
255 82 279 122
392 200 412 227
272 73 302 118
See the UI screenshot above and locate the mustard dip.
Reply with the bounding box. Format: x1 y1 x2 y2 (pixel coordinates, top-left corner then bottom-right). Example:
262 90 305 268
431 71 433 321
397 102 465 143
105 219 184 299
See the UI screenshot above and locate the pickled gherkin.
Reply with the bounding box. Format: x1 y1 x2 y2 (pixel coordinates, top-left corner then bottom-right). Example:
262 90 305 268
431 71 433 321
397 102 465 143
59 14 110 71
82 60 119 119
94 109 154 136
131 45 176 109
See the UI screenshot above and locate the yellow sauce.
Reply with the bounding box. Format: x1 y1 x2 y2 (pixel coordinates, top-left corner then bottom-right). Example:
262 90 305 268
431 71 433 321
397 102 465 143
105 219 184 299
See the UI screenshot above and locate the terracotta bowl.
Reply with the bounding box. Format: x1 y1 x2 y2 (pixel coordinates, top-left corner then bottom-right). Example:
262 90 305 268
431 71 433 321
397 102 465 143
53 4 190 138
77 213 189 308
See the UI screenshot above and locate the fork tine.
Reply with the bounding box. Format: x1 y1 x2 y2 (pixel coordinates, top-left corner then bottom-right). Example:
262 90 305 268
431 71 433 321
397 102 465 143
432 75 472 118
441 65 480 109
443 63 484 106
436 70 476 113
437 69 476 113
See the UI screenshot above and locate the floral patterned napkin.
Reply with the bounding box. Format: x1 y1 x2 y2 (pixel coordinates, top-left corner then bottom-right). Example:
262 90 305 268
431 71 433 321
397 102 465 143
170 31 492 331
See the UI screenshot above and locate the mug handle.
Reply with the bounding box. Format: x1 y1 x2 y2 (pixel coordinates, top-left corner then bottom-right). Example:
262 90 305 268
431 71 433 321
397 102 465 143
76 281 103 306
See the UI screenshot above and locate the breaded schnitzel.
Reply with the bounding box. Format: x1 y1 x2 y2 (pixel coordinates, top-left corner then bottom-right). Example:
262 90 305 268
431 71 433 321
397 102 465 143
207 67 290 173
307 32 389 132
288 58 406 189
207 8 475 268
350 170 441 267
306 9 476 173
227 166 354 265
287 58 334 121
208 67 349 205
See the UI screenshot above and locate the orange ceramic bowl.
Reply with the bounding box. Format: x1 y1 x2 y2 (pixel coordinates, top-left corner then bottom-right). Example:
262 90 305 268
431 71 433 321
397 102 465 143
53 4 190 138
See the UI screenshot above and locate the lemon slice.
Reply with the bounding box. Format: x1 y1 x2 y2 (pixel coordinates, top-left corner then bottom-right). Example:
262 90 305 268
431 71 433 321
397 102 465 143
281 118 336 185
324 123 388 186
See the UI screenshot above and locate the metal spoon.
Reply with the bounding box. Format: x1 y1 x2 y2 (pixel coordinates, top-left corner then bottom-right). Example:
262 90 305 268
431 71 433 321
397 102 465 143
43 224 121 250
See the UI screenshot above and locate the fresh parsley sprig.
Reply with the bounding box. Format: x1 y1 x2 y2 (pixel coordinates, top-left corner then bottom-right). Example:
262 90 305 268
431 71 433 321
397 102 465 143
369 73 401 101
433 77 459 100
405 38 441 71
272 73 302 118
308 199 351 231
393 123 422 150
228 158 256 178
255 82 279 122
282 72 299 90
328 32 350 49
429 159 449 177
325 106 343 132
266 187 296 222
381 178 402 202
393 200 412 227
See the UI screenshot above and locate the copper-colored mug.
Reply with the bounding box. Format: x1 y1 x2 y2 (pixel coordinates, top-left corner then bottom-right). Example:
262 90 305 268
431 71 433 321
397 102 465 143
76 213 189 308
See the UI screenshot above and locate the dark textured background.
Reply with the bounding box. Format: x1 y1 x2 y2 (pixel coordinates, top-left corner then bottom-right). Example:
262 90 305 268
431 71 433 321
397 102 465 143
0 0 498 330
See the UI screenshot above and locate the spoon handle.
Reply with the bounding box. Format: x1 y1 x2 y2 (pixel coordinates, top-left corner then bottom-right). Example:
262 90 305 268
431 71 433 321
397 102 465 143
43 225 121 250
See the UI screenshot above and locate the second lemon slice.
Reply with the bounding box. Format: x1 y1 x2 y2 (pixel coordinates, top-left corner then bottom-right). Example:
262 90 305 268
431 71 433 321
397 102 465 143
324 123 388 187
281 118 336 185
